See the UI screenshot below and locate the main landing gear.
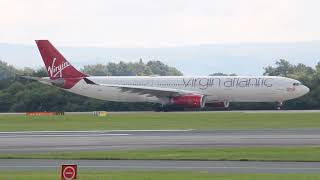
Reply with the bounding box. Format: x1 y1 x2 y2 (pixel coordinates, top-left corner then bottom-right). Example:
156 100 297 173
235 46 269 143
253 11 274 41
153 104 184 112
276 101 283 110
153 104 164 112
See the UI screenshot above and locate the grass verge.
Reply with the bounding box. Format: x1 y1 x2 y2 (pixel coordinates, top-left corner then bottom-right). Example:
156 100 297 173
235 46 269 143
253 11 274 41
0 171 320 180
0 112 320 131
2 147 320 162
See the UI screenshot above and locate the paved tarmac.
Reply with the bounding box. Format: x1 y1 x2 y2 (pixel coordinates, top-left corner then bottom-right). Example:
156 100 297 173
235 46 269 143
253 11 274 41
0 159 319 173
1 129 320 173
0 129 320 153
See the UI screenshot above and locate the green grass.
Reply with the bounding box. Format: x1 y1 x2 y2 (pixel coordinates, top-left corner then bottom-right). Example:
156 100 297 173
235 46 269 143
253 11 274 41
0 171 320 180
3 147 320 162
0 112 320 131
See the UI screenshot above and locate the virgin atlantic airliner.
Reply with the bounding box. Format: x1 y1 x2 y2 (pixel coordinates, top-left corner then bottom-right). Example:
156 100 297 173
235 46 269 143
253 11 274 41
30 40 309 111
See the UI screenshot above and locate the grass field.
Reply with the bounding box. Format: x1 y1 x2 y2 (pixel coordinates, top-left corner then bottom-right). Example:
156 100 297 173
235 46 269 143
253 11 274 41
2 147 320 162
0 112 320 131
0 171 320 180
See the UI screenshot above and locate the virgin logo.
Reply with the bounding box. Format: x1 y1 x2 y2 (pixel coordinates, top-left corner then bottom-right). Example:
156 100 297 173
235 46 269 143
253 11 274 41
47 58 70 78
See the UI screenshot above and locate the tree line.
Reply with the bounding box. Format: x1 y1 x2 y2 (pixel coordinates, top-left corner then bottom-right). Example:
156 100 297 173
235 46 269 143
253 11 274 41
0 60 181 112
0 59 319 112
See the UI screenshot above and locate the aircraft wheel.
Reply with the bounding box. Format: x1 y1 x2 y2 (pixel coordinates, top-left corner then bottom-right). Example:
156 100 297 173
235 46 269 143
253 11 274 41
276 101 283 110
153 104 164 112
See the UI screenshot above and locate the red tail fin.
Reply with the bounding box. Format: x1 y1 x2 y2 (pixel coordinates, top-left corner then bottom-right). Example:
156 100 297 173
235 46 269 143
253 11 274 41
35 40 87 79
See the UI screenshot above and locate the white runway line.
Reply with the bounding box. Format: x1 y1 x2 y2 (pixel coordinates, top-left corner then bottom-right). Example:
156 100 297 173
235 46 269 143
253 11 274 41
80 166 320 170
0 134 130 138
0 129 194 134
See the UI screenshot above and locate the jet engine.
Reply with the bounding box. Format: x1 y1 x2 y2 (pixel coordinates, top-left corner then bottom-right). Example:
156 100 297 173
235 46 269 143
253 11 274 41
170 94 206 108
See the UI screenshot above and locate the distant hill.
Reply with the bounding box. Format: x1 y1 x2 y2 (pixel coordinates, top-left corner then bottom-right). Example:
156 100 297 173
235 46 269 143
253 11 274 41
0 41 319 75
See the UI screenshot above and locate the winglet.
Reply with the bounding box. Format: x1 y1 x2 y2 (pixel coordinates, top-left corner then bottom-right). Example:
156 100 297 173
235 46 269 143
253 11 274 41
83 78 97 85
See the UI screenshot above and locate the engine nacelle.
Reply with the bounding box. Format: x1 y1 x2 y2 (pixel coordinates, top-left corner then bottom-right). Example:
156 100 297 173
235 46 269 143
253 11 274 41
206 101 230 108
170 95 206 108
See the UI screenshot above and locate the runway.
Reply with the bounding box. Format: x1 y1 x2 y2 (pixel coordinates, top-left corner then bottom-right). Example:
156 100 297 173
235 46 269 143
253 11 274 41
1 129 320 173
0 129 320 153
0 159 320 173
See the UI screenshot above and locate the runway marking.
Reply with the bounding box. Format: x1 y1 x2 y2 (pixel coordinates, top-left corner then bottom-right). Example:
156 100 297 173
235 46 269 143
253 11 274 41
0 134 130 138
81 166 320 170
0 129 194 134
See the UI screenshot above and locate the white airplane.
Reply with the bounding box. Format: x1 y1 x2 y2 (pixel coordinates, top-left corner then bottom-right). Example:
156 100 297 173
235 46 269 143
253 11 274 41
32 40 309 111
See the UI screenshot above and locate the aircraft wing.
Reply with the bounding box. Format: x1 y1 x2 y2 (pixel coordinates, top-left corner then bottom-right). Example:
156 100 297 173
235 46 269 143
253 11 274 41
83 78 202 98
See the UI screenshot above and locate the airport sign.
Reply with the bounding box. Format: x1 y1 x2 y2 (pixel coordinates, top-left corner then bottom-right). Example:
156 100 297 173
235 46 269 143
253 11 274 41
61 164 77 180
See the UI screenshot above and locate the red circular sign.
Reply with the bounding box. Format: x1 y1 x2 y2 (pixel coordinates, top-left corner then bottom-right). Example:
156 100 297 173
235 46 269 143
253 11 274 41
63 166 76 180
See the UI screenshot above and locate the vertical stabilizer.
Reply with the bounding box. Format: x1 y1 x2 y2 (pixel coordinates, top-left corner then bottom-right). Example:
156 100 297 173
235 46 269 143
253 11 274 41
35 40 87 79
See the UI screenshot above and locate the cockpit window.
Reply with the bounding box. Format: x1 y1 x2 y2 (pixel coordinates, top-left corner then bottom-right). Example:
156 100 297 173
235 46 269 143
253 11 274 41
293 82 301 86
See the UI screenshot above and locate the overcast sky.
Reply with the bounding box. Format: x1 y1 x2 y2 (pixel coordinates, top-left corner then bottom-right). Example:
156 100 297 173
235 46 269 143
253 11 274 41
0 0 319 47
